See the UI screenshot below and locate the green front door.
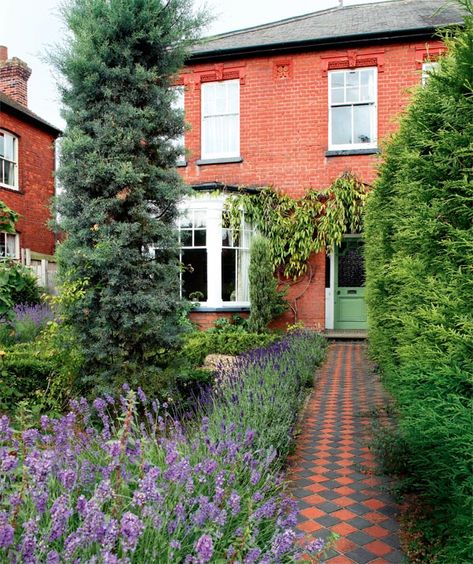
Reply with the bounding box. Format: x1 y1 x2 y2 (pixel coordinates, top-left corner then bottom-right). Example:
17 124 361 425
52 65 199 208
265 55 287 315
334 238 367 330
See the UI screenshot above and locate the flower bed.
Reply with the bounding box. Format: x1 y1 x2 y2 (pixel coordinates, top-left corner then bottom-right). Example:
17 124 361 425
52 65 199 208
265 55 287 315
0 331 326 562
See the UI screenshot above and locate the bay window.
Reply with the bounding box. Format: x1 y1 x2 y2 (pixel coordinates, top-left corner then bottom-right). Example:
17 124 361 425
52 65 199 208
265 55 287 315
0 130 18 189
178 195 252 308
201 80 240 160
329 68 377 150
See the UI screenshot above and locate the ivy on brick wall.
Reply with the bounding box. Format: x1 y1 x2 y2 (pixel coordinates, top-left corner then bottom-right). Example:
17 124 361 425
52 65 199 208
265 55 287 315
225 172 368 280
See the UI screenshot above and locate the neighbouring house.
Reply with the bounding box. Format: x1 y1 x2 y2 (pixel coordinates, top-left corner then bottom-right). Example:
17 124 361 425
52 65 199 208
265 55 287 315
175 0 463 331
0 45 61 262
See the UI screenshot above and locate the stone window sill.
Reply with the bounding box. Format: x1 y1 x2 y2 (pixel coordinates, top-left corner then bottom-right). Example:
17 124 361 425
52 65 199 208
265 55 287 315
196 157 243 166
325 148 380 157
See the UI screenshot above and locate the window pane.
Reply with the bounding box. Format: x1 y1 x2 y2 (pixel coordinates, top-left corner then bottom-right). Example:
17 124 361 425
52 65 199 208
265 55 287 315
226 80 239 113
332 106 352 145
180 229 192 246
331 87 344 104
236 248 250 301
194 229 206 247
222 247 236 301
3 134 14 161
180 214 192 228
331 72 344 88
194 211 206 228
182 248 207 301
360 69 375 101
353 105 373 144
0 134 4 158
0 235 5 258
346 71 358 87
346 86 359 103
6 235 16 257
203 114 239 156
4 161 15 185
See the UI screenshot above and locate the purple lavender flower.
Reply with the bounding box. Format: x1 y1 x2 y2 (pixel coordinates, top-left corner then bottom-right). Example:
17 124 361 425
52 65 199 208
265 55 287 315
46 550 60 564
244 547 262 563
0 513 14 549
271 529 297 557
120 512 144 553
49 494 72 541
195 534 213 563
13 303 54 326
306 537 325 554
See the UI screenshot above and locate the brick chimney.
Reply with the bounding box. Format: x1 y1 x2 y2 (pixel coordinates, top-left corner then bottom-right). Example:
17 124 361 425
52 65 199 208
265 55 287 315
0 46 32 107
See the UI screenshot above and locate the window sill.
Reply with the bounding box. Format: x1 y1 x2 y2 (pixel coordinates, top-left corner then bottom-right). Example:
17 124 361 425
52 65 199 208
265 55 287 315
196 157 243 166
191 304 250 313
0 184 22 194
176 161 187 168
325 148 380 157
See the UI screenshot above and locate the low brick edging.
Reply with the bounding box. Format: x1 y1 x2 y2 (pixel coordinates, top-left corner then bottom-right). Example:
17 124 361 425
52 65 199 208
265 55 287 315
289 342 403 563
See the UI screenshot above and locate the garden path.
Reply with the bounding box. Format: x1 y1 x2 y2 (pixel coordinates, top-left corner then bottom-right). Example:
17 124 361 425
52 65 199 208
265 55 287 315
289 342 404 563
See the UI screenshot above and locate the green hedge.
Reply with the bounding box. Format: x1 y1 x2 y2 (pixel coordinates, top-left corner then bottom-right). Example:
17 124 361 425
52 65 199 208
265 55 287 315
181 330 278 367
365 6 473 560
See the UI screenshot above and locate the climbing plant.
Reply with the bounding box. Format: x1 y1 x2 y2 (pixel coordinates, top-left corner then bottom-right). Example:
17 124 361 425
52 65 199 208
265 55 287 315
0 200 18 234
225 172 368 280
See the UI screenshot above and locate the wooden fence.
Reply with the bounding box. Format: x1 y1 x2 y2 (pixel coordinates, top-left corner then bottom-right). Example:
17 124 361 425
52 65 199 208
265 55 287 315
21 249 58 294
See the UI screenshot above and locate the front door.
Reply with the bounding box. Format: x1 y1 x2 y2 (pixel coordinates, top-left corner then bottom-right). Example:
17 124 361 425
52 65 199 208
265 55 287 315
334 238 367 330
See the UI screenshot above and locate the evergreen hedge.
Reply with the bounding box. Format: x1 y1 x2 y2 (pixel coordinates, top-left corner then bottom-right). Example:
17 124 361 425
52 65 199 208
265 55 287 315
365 1 473 559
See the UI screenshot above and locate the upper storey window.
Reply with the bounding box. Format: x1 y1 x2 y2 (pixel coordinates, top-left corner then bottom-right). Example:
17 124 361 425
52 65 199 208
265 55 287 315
329 68 377 150
201 80 240 160
172 86 186 166
422 61 439 85
0 130 18 189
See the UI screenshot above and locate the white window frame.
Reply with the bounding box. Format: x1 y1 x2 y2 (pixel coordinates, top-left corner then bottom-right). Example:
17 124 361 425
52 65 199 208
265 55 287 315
0 232 19 259
171 86 186 166
177 195 251 310
201 80 240 160
328 67 378 151
0 130 19 190
422 61 439 86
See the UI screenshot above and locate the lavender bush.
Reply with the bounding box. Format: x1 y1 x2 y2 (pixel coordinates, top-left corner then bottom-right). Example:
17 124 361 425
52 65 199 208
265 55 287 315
0 304 54 346
0 332 327 562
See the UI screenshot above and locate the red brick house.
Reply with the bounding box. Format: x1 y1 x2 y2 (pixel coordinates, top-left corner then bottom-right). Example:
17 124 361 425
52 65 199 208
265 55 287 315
174 0 463 331
0 46 61 259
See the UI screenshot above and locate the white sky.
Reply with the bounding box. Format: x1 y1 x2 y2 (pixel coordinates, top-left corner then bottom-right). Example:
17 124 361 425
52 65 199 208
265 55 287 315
0 0 388 129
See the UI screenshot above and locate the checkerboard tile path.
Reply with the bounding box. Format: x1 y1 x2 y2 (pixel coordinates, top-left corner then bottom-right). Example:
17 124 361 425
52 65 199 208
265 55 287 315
289 342 403 563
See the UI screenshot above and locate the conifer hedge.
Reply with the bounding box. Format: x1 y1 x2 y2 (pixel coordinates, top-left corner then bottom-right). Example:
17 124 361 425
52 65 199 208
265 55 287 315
365 1 473 559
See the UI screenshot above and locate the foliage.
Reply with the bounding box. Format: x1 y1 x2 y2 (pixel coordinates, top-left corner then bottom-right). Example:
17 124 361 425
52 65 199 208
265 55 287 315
365 3 473 559
247 235 287 332
0 333 327 562
226 172 368 279
180 322 278 367
0 304 54 346
0 200 18 235
0 261 42 321
53 0 206 391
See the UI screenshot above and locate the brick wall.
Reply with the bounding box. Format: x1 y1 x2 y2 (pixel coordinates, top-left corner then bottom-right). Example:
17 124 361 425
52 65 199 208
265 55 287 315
0 110 56 255
178 39 444 329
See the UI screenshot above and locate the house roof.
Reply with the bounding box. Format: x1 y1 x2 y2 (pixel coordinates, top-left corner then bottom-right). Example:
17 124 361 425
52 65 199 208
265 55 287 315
190 0 464 61
0 92 62 136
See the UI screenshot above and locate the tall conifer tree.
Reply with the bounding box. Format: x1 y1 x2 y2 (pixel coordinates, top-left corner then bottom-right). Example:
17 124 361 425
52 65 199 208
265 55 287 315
54 0 205 390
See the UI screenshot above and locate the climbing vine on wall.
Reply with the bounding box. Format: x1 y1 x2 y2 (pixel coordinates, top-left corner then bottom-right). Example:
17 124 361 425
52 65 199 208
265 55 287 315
0 201 18 234
225 172 369 280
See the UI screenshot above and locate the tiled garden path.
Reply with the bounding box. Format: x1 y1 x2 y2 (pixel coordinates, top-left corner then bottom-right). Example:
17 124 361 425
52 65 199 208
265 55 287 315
289 342 404 563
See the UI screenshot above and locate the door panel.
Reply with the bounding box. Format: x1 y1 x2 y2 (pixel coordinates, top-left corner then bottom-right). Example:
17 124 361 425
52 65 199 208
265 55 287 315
334 239 368 329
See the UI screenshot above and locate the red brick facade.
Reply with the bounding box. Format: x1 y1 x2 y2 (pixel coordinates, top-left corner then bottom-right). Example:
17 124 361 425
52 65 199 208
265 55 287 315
180 39 445 330
0 47 59 257
0 109 57 255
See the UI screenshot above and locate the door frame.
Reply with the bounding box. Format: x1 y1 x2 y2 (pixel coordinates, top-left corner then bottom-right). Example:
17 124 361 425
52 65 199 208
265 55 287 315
325 234 365 330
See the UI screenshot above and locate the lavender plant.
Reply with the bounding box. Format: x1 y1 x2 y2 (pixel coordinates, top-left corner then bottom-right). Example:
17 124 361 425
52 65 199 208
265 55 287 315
0 333 326 562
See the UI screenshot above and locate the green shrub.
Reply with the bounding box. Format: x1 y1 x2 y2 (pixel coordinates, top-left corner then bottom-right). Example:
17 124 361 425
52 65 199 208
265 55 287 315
365 3 473 559
247 235 287 332
181 327 279 367
0 260 42 321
